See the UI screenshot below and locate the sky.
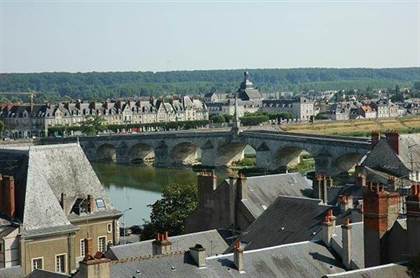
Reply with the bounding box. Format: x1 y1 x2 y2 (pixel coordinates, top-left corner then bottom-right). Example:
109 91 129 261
0 0 419 73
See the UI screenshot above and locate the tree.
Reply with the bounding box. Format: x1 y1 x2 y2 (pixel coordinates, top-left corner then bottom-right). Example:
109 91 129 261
80 115 107 136
142 183 198 239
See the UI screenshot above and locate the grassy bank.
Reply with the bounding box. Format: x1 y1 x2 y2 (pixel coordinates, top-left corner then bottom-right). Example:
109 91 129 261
282 116 420 137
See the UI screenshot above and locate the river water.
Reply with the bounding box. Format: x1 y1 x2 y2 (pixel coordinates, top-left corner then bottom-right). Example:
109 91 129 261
92 163 231 227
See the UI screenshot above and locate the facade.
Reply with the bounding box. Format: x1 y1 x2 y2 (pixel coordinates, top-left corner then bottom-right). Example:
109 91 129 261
0 144 121 276
205 72 315 121
0 96 208 138
261 97 315 121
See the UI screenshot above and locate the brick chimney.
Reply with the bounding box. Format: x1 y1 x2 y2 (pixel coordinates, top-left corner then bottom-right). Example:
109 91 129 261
152 232 172 256
363 184 400 267
87 195 95 213
233 241 244 273
341 218 352 270
406 184 420 258
197 171 217 208
371 131 380 148
321 209 336 247
0 175 16 218
237 173 247 200
339 195 353 213
385 131 399 155
78 243 111 278
189 244 206 268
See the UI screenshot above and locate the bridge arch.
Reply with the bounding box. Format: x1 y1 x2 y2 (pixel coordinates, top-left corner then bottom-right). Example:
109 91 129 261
333 152 364 175
170 142 201 166
96 144 117 162
128 143 155 165
275 146 316 173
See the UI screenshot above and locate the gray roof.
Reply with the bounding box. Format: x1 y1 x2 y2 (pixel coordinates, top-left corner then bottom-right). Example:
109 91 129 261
362 134 420 177
27 269 70 278
110 240 345 278
0 144 119 237
234 196 330 251
106 229 229 260
0 266 23 278
240 173 313 218
325 263 410 278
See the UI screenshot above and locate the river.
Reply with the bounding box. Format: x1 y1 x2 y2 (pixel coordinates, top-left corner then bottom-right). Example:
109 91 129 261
92 163 231 227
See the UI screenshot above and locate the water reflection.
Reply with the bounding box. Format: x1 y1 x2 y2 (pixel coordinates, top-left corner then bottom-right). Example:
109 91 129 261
92 163 231 226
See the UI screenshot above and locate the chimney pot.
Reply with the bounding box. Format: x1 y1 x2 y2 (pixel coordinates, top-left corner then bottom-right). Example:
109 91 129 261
233 241 244 273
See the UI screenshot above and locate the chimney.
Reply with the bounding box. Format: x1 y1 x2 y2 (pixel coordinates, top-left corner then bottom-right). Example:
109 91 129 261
1 176 16 218
78 251 111 278
152 232 172 255
84 238 94 260
371 131 380 148
363 184 400 267
385 131 399 155
339 195 353 213
406 184 420 258
197 171 217 208
87 195 95 213
233 241 245 273
341 218 352 270
321 209 336 246
321 176 328 204
315 174 328 203
237 173 247 200
189 244 206 268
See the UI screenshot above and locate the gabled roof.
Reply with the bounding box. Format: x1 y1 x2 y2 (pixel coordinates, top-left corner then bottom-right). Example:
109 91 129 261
106 229 229 260
240 173 312 218
234 196 330 251
110 240 345 278
0 144 119 237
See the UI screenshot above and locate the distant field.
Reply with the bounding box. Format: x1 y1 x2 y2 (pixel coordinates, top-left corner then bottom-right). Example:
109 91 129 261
282 116 420 137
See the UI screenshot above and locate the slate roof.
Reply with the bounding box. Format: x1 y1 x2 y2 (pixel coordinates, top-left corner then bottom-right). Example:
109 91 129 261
0 266 23 278
240 173 313 218
325 263 410 278
106 229 229 260
0 144 120 237
27 269 71 278
110 240 345 278
362 134 420 177
233 196 331 251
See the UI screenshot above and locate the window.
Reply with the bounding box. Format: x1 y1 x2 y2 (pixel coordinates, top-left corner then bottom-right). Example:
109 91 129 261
107 223 112 233
55 254 66 273
80 239 86 257
96 198 106 209
98 236 107 253
32 257 43 271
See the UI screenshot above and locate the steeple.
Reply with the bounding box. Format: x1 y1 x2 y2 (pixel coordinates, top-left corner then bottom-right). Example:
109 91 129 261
232 90 240 134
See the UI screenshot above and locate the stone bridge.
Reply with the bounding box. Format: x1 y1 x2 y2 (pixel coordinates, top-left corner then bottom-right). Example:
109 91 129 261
40 128 372 176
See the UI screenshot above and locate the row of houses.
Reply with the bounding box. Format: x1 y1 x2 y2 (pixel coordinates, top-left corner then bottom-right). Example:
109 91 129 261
330 99 406 121
0 96 208 138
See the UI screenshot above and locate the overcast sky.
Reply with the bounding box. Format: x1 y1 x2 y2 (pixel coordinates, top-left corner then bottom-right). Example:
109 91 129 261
0 0 419 73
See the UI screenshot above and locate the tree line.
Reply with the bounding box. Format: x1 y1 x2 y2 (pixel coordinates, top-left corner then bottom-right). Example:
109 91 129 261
1 68 419 102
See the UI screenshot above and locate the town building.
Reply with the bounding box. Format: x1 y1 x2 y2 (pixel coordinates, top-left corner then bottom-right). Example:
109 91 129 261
0 96 208 138
205 72 315 121
0 143 121 276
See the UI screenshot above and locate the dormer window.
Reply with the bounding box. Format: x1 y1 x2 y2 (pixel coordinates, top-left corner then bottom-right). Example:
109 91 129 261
96 198 106 209
71 198 89 215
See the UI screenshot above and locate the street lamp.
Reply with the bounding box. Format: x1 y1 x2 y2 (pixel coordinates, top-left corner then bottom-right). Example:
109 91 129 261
121 207 132 245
